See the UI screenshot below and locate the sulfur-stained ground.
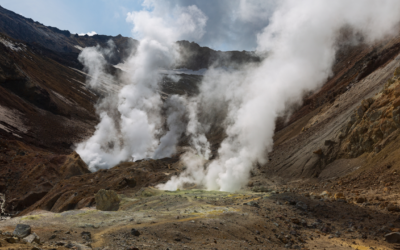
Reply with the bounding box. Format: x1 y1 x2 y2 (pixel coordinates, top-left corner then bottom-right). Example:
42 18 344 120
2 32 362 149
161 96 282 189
0 187 398 249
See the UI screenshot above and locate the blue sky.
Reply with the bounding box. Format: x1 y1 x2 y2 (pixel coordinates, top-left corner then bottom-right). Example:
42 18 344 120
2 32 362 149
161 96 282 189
0 0 274 51
0 0 143 37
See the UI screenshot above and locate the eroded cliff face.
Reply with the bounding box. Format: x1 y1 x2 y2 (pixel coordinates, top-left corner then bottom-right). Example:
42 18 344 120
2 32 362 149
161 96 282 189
339 68 400 157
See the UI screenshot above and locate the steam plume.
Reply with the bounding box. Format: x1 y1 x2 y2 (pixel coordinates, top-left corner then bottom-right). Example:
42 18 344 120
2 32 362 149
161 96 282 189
76 3 207 171
159 0 400 191
76 0 400 192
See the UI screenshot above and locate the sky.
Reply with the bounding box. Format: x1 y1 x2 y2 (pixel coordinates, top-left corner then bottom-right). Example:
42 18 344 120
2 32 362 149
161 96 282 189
0 0 275 51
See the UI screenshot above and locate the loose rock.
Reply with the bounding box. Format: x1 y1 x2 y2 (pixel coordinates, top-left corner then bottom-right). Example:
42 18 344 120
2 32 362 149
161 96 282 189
385 232 400 243
131 228 140 236
13 224 31 238
5 237 18 243
23 233 40 244
81 231 91 241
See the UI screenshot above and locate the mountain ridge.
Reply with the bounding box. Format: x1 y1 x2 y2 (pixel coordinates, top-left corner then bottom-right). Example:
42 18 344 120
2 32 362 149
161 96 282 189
0 5 260 71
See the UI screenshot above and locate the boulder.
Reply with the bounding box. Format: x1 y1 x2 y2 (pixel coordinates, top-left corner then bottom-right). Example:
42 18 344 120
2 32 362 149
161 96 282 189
385 232 400 243
13 224 31 238
131 228 140 236
23 233 40 244
95 189 120 211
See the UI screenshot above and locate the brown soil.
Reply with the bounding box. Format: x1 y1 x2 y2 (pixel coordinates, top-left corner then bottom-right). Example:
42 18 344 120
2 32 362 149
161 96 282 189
1 187 399 249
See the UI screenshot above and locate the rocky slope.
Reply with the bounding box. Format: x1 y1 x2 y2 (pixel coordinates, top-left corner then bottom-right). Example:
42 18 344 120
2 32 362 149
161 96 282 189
0 139 89 213
176 40 261 70
339 67 400 157
265 34 400 181
0 5 138 68
0 33 98 153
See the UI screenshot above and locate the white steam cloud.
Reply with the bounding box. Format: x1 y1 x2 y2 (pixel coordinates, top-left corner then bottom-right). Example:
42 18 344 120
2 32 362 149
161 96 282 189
76 2 207 171
159 0 400 191
76 0 400 192
153 95 187 159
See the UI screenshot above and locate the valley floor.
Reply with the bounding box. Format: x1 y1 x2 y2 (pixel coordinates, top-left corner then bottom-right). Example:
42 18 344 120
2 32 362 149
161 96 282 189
1 186 399 250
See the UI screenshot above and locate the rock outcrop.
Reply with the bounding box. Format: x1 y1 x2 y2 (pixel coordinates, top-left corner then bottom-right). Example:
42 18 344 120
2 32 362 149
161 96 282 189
339 67 400 157
18 157 178 215
95 189 120 211
13 224 31 238
0 139 91 213
58 152 91 179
